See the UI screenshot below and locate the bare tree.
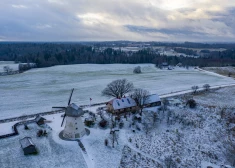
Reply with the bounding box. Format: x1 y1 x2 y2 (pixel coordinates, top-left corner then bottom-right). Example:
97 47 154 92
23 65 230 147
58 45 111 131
224 135 235 166
186 99 196 108
191 85 199 94
130 88 150 113
165 156 176 168
102 79 134 98
133 66 141 74
3 66 12 73
203 84 210 91
142 111 156 135
162 98 169 113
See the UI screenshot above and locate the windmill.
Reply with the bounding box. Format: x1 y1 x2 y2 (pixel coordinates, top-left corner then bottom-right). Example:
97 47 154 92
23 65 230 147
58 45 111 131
53 88 87 139
53 88 74 127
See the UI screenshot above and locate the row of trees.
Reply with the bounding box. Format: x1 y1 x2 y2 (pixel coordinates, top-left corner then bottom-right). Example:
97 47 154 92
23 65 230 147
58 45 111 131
0 43 235 68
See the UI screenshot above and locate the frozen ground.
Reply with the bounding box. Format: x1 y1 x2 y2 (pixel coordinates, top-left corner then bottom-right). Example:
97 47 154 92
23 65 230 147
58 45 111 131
194 86 235 108
0 120 19 135
0 86 235 168
202 67 235 78
0 122 87 168
1 63 235 120
122 87 235 167
0 61 19 72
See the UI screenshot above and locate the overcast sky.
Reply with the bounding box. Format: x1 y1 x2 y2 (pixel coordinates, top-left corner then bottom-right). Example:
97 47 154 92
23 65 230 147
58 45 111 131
0 0 235 42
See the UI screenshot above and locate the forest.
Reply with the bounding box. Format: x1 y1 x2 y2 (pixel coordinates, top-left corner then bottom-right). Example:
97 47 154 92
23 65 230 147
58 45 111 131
0 42 235 68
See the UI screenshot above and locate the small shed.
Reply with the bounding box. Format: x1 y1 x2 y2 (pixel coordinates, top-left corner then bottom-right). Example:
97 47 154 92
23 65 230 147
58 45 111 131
19 137 37 155
143 94 161 108
35 116 46 126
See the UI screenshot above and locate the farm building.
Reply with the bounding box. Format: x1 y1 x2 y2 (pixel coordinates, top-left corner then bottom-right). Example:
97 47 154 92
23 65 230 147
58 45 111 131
143 94 161 108
106 97 137 115
19 137 37 155
35 116 46 126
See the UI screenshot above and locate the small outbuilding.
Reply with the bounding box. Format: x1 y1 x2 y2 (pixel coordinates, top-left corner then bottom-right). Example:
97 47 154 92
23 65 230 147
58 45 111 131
143 94 161 108
19 137 37 155
35 116 46 126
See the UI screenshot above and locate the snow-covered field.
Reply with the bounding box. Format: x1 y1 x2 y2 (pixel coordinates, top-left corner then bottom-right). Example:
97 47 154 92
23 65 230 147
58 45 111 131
0 122 87 168
0 86 235 168
120 87 235 168
1 63 235 120
202 67 235 78
0 61 19 72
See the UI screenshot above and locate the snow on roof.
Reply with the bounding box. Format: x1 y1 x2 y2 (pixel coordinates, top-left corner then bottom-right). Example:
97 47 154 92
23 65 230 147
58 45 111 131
112 97 137 110
70 103 79 110
143 94 161 105
66 103 84 117
35 115 46 122
19 137 35 149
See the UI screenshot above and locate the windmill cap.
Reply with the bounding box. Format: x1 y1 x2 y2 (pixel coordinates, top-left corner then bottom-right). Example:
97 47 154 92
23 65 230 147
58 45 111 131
66 103 84 117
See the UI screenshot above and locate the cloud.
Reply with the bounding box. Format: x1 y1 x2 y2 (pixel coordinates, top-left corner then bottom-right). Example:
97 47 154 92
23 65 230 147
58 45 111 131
0 0 235 41
11 4 28 9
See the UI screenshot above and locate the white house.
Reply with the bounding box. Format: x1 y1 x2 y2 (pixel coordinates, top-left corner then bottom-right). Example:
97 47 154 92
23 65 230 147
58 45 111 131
106 94 161 114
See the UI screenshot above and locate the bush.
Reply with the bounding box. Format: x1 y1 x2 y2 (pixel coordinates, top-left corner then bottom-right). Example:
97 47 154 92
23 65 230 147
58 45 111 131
99 120 108 128
119 122 124 129
186 99 196 108
104 139 108 146
191 85 199 94
133 66 141 74
203 84 210 91
24 124 29 130
84 119 95 127
37 129 43 137
37 129 47 137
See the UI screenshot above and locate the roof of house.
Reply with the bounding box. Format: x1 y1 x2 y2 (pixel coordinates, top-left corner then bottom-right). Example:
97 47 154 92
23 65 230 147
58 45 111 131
66 103 84 117
19 137 35 149
143 94 161 105
110 97 137 110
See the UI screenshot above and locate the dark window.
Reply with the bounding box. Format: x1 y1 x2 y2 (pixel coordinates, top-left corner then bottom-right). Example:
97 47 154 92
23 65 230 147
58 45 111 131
122 99 124 102
156 101 161 106
76 128 78 130
127 99 131 104
116 100 120 106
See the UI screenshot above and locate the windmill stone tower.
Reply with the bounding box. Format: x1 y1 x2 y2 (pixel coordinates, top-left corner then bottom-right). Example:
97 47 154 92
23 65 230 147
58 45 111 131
63 103 86 139
53 88 87 140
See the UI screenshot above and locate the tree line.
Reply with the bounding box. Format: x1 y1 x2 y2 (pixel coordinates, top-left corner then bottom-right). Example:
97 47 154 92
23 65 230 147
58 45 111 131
0 42 235 68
